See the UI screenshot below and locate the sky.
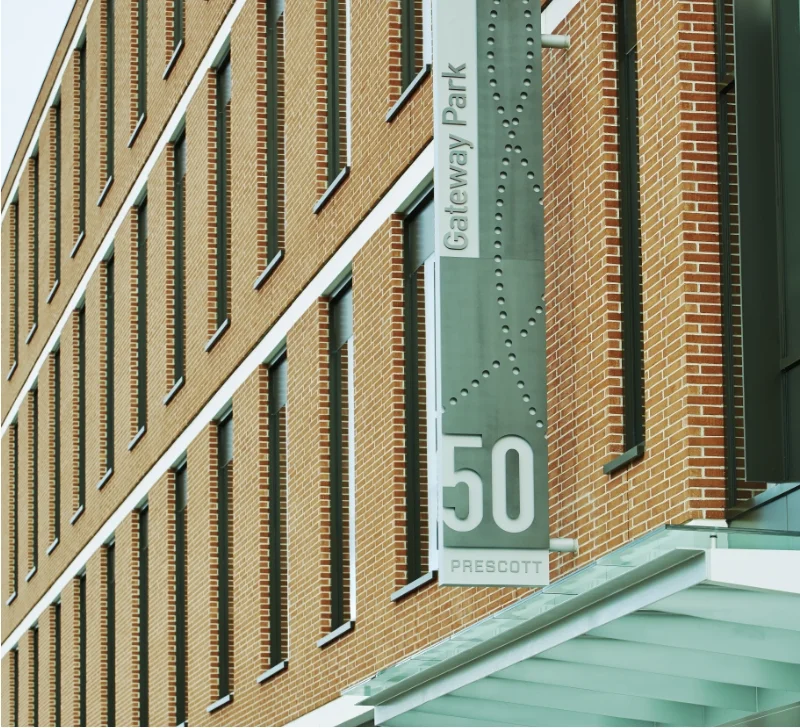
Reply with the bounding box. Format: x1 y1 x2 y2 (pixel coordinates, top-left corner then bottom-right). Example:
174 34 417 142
1 0 75 185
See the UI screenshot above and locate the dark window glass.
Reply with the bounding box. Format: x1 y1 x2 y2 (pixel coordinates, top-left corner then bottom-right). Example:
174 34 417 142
326 0 347 183
53 349 61 543
216 56 232 329
31 388 39 572
31 153 39 331
12 648 18 727
53 104 61 284
106 0 115 181
329 284 353 630
32 627 39 727
403 191 433 582
137 203 148 434
79 574 86 727
77 307 86 509
78 43 86 237
11 203 19 367
55 602 61 726
175 465 188 726
217 414 233 697
138 0 147 120
10 424 18 597
400 0 424 90
138 508 149 726
106 257 115 471
269 355 288 665
174 0 184 48
267 0 285 263
173 136 186 383
107 543 116 726
615 0 644 457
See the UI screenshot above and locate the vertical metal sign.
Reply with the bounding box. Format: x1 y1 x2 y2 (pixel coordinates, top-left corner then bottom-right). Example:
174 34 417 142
434 0 549 586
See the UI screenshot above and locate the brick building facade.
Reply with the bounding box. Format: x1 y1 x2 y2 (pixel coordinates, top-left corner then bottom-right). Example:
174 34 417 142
2 0 799 726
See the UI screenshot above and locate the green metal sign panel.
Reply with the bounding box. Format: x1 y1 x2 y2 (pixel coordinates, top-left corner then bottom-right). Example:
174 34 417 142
434 0 549 586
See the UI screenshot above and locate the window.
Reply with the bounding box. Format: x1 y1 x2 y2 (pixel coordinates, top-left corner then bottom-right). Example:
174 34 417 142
104 257 115 477
79 574 87 727
175 464 188 726
213 55 232 337
400 0 425 91
29 388 39 578
167 0 184 73
29 153 40 339
268 354 288 666
329 284 355 632
101 0 115 197
75 42 87 250
722 0 800 487
136 0 147 128
11 648 18 727
265 0 285 271
50 102 62 296
132 202 148 445
106 543 116 726
32 626 39 727
51 349 61 546
217 413 233 699
326 0 348 185
138 507 149 726
76 307 86 517
8 423 18 601
403 191 435 584
54 602 61 726
169 135 186 392
9 202 19 375
604 0 644 475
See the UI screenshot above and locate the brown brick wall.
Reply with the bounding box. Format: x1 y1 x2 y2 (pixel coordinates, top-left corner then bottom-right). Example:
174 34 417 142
1 0 749 724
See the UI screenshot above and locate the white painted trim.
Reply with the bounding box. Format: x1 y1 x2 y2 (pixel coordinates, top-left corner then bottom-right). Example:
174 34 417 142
1 143 434 658
1 0 251 438
371 553 709 724
706 549 800 594
422 0 433 65
286 694 373 727
541 0 581 34
1 1 94 221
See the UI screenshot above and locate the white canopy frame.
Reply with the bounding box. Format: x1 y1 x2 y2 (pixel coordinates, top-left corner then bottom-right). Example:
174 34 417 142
345 526 800 727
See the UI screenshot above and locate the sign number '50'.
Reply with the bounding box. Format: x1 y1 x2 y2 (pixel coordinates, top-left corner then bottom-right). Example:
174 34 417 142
443 435 535 534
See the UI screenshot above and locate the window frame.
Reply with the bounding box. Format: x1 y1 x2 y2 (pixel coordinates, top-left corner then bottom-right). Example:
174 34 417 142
214 54 232 333
138 506 149 726
603 0 645 475
29 152 40 339
175 463 188 725
75 306 86 519
216 413 233 700
268 353 288 667
400 189 438 589
52 348 61 547
77 41 87 248
172 135 186 388
100 0 115 201
79 573 87 727
106 542 116 726
105 256 115 477
29 387 39 579
328 283 355 633
50 102 62 298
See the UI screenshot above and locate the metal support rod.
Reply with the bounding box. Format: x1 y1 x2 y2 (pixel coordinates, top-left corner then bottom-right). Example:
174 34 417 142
549 538 578 553
542 34 570 49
